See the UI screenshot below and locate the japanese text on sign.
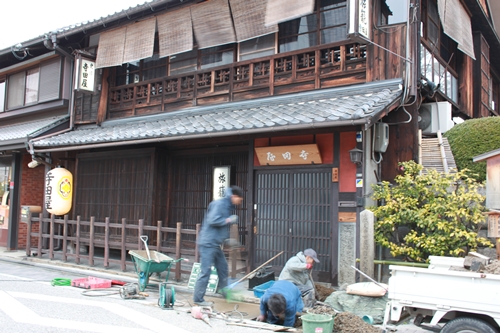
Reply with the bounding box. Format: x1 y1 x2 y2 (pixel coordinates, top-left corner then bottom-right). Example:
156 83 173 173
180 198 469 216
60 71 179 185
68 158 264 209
358 0 369 38
77 58 95 92
213 166 231 200
255 144 322 166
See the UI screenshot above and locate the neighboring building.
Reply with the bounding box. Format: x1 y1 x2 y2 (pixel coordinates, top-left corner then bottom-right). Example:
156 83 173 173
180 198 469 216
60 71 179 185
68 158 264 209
0 39 73 248
0 0 498 285
473 148 500 210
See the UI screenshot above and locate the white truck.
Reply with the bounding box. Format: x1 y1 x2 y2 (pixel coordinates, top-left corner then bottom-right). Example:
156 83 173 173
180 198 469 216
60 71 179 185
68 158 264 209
382 256 500 333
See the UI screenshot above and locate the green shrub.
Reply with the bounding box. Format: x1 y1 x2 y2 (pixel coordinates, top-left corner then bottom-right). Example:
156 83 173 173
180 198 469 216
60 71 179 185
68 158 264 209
444 117 500 182
369 160 492 262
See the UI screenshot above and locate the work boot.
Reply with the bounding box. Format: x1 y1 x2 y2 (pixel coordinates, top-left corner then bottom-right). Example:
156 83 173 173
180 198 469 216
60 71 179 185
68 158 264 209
194 301 213 307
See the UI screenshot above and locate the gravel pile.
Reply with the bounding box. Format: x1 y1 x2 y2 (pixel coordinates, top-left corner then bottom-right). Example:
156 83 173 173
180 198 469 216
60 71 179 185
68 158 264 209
484 260 500 274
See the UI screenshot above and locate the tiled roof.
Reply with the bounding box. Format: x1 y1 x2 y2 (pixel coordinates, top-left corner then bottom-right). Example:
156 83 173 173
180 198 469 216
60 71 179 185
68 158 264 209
0 115 68 142
32 79 403 150
0 0 179 54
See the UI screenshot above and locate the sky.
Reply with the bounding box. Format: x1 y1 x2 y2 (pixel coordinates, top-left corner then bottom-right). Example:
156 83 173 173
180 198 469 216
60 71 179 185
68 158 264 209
386 0 408 24
0 0 148 49
0 0 411 50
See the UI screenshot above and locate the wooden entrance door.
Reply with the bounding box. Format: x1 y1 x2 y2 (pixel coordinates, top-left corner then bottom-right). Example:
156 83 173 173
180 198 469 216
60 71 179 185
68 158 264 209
253 168 334 283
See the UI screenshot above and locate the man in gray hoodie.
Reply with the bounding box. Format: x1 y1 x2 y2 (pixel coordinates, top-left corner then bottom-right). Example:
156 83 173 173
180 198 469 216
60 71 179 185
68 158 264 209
278 248 320 308
193 185 243 306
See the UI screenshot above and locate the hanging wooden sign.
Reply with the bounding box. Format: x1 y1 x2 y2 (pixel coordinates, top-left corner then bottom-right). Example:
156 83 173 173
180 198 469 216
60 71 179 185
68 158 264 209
255 144 322 165
75 56 96 93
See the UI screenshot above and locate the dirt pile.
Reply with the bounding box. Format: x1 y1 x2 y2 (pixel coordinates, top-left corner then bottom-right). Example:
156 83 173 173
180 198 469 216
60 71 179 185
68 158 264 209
333 312 382 333
315 284 336 302
300 304 382 333
308 304 337 316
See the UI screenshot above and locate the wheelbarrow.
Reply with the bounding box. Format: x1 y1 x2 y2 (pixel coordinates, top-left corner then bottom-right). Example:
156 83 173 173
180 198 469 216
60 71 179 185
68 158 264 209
128 249 184 291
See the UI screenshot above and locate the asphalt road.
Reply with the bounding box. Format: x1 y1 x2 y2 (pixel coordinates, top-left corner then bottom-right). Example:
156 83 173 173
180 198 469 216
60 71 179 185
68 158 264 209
0 260 265 333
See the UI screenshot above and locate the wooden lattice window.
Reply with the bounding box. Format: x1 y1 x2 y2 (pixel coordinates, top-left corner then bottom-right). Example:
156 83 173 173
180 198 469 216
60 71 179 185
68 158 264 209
74 149 155 224
421 0 457 70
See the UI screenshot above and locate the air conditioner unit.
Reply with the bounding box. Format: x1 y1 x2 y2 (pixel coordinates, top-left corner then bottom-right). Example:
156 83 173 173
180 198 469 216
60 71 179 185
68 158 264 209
418 102 454 135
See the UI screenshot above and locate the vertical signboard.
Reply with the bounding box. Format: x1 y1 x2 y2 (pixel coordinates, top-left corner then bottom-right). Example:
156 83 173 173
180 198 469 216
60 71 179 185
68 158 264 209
213 166 231 200
348 0 370 41
75 56 96 93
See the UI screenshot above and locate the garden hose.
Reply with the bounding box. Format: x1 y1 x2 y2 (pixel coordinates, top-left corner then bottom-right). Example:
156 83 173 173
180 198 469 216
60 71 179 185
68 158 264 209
158 282 175 309
51 278 72 286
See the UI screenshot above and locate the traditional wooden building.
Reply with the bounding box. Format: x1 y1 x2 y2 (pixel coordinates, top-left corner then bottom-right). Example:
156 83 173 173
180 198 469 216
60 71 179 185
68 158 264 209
0 0 499 284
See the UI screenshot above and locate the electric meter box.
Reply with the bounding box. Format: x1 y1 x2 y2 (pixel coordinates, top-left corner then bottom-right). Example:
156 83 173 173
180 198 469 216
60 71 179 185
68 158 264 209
374 122 389 153
20 206 42 223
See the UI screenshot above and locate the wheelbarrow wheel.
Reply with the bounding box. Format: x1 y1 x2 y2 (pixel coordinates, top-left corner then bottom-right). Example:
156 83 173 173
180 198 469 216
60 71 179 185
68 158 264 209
139 271 149 291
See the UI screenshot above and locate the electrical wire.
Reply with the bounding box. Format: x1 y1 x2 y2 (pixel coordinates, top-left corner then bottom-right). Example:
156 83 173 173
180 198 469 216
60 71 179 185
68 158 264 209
223 304 247 323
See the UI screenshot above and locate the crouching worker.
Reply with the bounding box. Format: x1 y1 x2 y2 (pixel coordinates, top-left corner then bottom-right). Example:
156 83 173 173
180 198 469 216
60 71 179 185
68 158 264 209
279 248 320 308
256 280 304 327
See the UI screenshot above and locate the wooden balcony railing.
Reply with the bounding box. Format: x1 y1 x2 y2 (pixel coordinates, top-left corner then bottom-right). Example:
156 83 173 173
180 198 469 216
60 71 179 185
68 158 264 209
108 42 368 119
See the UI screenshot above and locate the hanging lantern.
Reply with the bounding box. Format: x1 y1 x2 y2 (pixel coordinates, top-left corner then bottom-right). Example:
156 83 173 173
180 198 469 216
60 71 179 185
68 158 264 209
45 167 73 215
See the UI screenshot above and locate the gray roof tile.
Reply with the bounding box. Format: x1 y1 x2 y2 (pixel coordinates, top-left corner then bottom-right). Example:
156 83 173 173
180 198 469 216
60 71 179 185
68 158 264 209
32 79 402 149
0 115 68 143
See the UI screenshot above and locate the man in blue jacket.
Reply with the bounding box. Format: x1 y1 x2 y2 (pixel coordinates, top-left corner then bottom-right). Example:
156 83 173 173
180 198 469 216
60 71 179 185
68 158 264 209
193 185 243 306
257 280 304 327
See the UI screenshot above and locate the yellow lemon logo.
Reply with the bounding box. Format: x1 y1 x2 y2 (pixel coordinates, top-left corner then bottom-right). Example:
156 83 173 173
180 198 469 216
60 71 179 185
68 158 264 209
58 178 72 199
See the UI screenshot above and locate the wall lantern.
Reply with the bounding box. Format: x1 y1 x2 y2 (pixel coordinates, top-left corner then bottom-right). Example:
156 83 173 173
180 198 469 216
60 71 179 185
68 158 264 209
349 148 364 165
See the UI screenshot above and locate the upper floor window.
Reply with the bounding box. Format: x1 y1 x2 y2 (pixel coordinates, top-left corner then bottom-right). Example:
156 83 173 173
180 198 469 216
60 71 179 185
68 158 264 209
4 58 61 111
0 81 5 112
239 34 276 61
279 0 347 53
421 44 458 103
112 0 354 87
421 0 457 69
169 50 198 76
115 44 237 85
200 44 234 70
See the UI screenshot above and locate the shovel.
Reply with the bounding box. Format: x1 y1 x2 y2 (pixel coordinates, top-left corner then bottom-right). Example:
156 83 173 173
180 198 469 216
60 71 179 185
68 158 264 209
140 235 151 261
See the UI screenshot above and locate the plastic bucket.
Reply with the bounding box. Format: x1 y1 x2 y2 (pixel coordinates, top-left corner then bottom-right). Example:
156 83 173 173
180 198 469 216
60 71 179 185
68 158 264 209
301 314 334 333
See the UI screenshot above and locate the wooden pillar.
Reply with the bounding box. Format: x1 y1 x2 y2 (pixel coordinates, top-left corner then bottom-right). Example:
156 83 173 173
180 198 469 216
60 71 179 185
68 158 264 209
138 219 144 250
49 215 55 260
175 222 182 281
230 223 238 278
104 217 110 268
62 215 68 262
89 216 95 266
120 218 126 271
26 212 33 257
195 223 201 263
76 216 81 265
37 216 43 258
497 238 500 260
156 220 162 252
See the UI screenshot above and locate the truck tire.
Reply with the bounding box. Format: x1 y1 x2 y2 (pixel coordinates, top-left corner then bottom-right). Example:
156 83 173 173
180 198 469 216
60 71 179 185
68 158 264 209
441 317 498 333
